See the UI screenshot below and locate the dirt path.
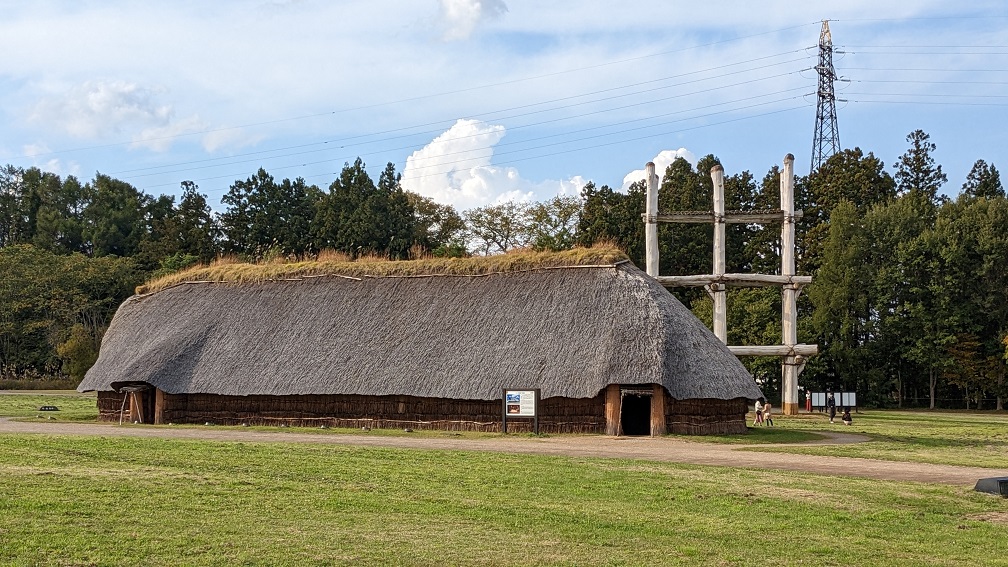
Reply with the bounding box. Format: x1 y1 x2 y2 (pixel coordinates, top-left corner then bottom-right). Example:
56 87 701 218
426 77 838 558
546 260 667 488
3 418 1004 487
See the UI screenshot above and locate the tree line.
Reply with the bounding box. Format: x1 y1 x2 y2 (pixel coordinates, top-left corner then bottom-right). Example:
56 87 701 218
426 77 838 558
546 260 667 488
1 131 1006 410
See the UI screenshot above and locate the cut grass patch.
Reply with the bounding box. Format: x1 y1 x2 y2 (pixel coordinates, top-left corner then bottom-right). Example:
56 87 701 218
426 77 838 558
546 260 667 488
1 434 1006 566
738 410 1008 469
0 390 97 422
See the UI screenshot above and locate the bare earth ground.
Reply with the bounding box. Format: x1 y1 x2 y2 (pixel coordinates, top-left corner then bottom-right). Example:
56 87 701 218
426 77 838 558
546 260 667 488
2 417 1005 486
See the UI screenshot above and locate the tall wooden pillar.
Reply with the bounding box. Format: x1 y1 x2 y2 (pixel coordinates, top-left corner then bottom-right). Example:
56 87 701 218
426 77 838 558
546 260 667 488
605 384 622 436
650 385 667 436
710 165 727 343
645 162 660 277
128 391 143 423
154 389 165 425
780 154 800 415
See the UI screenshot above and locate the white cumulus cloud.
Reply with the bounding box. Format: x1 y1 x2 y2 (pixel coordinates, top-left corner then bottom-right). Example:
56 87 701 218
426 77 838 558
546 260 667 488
438 0 507 41
401 118 584 210
621 148 697 191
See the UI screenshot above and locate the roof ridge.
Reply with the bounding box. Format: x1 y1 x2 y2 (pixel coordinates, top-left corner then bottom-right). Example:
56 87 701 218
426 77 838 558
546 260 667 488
135 259 632 298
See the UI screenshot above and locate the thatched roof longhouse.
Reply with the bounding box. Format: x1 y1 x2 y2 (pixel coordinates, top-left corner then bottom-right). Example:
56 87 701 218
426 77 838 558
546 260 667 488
79 251 761 403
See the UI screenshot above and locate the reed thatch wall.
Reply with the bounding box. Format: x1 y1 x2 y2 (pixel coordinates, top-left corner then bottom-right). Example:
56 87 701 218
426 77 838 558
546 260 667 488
97 391 603 434
667 396 749 435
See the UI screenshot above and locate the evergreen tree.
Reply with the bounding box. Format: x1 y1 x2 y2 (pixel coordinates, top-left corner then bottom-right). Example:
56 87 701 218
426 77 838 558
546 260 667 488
961 159 1004 199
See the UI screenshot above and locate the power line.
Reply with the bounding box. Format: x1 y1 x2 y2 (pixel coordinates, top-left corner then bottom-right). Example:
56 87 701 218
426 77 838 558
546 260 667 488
10 23 822 162
118 68 810 181
148 97 812 192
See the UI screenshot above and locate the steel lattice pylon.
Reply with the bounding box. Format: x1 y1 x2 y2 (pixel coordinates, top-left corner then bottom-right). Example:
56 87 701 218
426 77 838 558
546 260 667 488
811 20 840 173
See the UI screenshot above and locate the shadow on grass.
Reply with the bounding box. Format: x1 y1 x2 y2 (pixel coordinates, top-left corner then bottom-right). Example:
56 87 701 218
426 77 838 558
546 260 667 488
671 427 827 445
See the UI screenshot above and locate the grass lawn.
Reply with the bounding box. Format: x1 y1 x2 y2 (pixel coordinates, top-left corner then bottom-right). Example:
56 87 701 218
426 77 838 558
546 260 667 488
0 390 97 422
2 393 1008 565
1 434 1007 567
732 410 1008 469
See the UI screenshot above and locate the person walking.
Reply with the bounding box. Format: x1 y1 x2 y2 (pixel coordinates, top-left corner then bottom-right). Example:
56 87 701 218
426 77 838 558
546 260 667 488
827 392 837 423
763 401 773 426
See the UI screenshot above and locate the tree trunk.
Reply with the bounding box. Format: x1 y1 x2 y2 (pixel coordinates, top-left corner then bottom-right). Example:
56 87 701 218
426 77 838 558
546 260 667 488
998 373 1004 411
929 368 937 410
897 369 902 409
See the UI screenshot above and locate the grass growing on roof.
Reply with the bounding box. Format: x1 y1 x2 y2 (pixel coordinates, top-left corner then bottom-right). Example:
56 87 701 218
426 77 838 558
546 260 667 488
1 434 1006 566
137 245 629 295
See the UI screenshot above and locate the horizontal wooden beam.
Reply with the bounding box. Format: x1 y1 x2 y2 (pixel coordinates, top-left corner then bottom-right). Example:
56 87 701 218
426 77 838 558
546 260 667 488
642 210 804 224
656 274 813 288
728 344 819 357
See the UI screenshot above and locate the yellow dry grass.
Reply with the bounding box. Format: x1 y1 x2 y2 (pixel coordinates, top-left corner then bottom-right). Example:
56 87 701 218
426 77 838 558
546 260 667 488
136 245 630 295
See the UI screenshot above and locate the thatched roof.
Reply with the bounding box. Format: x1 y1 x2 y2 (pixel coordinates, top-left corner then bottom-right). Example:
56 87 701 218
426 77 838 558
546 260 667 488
79 252 761 401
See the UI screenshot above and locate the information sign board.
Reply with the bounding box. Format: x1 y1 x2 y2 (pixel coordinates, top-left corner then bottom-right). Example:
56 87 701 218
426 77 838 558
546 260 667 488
502 388 540 434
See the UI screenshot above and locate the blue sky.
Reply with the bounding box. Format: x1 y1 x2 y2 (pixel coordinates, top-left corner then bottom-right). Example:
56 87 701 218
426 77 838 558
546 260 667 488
2 1 1007 211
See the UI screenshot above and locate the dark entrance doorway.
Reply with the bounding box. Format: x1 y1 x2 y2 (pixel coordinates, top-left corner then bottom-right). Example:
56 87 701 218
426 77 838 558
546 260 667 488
620 389 652 436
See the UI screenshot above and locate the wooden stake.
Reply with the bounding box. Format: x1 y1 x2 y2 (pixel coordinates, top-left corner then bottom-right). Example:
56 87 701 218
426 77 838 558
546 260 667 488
780 154 800 415
645 162 659 277
711 165 727 343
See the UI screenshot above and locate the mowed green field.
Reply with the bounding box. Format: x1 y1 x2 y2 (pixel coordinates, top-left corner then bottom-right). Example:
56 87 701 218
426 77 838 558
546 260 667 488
1 394 1007 566
729 410 1008 469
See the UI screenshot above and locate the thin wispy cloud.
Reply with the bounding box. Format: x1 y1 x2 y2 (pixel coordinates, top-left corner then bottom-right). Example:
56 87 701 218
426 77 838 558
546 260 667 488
439 0 508 41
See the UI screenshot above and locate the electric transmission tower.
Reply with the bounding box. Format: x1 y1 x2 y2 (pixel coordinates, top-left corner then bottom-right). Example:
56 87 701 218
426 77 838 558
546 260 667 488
811 20 840 173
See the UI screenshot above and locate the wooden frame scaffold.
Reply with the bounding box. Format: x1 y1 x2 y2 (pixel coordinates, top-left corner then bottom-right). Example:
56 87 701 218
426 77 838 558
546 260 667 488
642 153 817 415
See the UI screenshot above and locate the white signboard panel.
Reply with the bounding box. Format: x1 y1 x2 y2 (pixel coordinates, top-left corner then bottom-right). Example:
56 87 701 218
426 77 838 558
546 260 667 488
505 390 537 417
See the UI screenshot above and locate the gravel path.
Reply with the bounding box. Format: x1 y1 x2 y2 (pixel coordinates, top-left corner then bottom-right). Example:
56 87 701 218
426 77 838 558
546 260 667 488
3 418 1004 487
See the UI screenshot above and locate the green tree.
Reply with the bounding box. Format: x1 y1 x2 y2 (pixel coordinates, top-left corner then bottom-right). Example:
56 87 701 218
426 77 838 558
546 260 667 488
464 201 531 255
83 174 149 258
895 129 947 205
406 192 466 256
961 159 1004 200
527 196 581 251
803 148 896 273
33 174 88 255
55 323 101 381
576 181 644 263
0 245 139 380
312 160 415 258
220 168 319 259
176 181 219 263
809 201 872 393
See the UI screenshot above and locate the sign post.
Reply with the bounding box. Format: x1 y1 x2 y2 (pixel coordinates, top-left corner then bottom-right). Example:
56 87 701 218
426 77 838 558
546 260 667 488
502 388 540 434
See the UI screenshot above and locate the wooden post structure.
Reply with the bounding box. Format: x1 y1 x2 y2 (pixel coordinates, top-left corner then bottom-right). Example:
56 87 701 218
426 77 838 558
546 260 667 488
641 154 816 416
780 154 800 415
711 165 727 343
154 388 165 425
650 384 667 436
645 162 660 277
605 384 622 436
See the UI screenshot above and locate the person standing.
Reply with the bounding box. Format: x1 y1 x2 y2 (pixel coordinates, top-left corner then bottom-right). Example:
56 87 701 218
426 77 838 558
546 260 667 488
806 390 812 412
753 398 764 426
827 392 837 423
763 401 773 426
